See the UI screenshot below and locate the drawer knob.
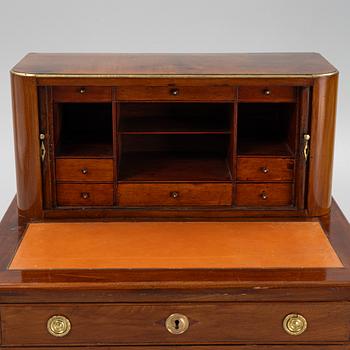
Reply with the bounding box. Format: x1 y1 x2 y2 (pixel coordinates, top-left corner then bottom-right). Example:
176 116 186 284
165 313 189 334
81 168 88 175
81 192 90 199
79 87 86 94
170 191 179 199
261 166 269 174
260 191 268 200
283 313 307 336
47 315 71 337
264 89 271 96
170 88 179 96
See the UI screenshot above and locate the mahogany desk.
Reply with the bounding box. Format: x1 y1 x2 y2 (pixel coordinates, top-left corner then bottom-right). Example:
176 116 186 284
1 53 350 349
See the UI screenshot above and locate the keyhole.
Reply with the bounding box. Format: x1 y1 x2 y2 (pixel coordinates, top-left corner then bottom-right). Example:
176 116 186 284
174 319 180 329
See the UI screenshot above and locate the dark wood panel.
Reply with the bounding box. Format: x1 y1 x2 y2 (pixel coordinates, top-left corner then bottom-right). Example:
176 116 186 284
118 183 233 206
2 303 349 345
237 157 294 181
57 183 114 206
56 159 114 182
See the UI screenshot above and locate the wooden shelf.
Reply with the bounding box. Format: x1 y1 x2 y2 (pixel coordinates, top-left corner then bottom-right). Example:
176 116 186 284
56 143 113 158
119 152 232 182
237 139 294 156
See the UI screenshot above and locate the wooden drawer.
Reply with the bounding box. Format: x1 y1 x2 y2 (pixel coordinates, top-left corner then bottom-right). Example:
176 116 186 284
117 86 235 101
53 86 112 102
1 302 349 345
57 183 113 206
237 157 294 181
56 159 114 182
118 183 232 206
239 86 296 102
236 183 293 206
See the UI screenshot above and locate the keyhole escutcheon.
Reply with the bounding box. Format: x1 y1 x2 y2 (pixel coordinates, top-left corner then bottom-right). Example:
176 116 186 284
165 313 189 334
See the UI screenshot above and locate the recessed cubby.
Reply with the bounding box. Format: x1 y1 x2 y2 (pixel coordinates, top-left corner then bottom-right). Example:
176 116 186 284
55 103 113 157
237 103 297 156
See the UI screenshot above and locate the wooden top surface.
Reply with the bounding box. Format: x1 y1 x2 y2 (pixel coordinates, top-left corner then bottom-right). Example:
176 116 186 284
10 221 342 270
11 53 337 77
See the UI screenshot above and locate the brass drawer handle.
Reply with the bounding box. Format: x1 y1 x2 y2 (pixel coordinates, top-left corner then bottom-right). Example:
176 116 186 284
47 315 71 337
283 313 307 336
79 87 86 94
81 192 90 199
260 191 268 200
263 88 271 96
170 191 179 199
165 313 189 334
261 166 269 174
81 168 88 175
170 88 179 96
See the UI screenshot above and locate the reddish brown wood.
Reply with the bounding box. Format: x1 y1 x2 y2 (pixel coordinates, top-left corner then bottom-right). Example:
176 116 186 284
56 159 114 182
236 183 293 207
237 157 294 181
52 86 112 102
238 86 296 102
2 302 349 345
56 183 114 206
118 183 233 207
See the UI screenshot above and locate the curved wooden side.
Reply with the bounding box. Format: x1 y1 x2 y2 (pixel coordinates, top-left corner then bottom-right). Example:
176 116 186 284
308 73 338 216
11 73 42 220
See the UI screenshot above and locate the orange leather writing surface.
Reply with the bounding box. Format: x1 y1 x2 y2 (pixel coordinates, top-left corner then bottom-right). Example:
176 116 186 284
9 221 342 270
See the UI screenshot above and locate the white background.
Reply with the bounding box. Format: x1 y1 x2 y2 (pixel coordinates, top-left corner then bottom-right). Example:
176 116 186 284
0 0 349 219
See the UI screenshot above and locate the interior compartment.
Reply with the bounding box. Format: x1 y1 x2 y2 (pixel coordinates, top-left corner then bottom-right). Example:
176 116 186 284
118 134 231 182
237 103 297 156
119 103 232 133
54 103 113 157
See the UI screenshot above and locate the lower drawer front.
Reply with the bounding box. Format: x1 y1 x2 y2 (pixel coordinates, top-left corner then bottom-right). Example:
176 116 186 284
236 183 293 206
57 183 114 206
1 303 348 345
118 183 232 206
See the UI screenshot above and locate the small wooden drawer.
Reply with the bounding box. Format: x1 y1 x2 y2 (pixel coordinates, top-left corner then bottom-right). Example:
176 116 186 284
53 86 112 102
57 183 113 206
239 86 296 102
118 183 232 206
237 157 295 181
56 159 114 182
1 302 349 345
236 183 293 206
117 86 235 101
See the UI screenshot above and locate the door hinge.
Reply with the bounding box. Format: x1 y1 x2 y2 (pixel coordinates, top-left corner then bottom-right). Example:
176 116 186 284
303 134 311 161
40 133 46 162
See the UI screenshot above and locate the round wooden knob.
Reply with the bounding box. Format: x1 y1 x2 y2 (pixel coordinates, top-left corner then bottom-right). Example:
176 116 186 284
81 192 90 199
165 313 189 334
79 87 86 94
170 191 179 199
261 166 269 174
283 314 307 336
47 315 71 337
81 168 88 175
170 88 179 96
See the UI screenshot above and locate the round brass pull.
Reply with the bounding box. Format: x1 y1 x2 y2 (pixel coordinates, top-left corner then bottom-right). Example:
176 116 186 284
260 191 268 200
47 315 71 337
170 88 179 96
81 168 88 175
264 89 271 96
261 166 269 174
165 313 189 334
79 87 86 94
170 191 179 199
283 314 307 336
81 192 90 199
